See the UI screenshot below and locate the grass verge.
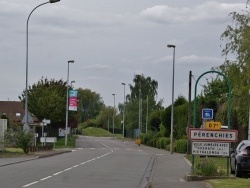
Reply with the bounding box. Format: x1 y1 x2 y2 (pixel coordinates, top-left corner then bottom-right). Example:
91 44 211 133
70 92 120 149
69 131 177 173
185 155 250 188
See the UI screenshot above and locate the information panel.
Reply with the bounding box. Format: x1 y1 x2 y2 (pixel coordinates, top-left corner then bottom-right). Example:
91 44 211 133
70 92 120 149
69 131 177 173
192 141 230 156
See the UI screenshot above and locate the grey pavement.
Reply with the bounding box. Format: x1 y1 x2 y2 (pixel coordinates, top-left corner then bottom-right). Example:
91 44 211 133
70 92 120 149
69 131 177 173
0 149 72 167
0 145 207 188
150 152 206 188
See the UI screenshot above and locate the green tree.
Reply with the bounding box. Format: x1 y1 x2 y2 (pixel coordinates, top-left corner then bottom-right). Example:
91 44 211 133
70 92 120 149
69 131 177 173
148 110 162 132
122 74 163 137
77 88 105 123
220 5 250 130
19 77 69 124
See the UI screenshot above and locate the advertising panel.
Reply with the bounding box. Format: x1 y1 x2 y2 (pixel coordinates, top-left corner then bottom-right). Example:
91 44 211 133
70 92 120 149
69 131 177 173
69 90 78 111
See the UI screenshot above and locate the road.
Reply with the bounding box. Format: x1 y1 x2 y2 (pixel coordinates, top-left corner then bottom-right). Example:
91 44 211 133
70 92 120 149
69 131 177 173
0 136 205 188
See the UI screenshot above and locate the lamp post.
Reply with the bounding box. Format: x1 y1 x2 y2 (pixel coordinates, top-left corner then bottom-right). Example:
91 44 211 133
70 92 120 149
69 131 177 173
65 60 74 146
24 0 60 131
136 75 142 137
112 94 115 138
167 44 176 154
122 83 126 141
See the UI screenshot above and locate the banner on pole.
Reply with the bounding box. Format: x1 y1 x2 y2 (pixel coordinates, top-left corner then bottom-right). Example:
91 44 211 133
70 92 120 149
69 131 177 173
69 90 78 111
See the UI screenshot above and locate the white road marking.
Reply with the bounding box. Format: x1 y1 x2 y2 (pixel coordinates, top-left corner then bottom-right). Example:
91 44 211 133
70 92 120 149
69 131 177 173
22 181 39 187
179 178 186 182
63 167 72 171
53 171 63 175
40 176 52 181
22 141 114 187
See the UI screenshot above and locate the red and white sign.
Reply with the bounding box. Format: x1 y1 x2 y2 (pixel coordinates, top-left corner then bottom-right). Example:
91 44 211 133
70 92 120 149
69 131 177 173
189 128 238 142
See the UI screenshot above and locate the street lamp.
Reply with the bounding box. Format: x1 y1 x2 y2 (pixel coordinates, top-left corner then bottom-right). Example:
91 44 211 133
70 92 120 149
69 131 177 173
136 75 142 137
167 44 176 154
112 94 115 138
65 60 74 146
24 0 60 131
122 83 126 141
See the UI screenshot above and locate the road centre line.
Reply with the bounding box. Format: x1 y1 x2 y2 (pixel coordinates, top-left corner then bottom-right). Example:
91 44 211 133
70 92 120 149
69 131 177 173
40 176 52 181
53 171 63 175
22 181 39 187
22 142 113 187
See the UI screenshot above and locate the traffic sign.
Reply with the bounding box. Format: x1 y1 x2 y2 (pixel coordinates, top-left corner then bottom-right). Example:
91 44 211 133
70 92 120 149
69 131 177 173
189 128 238 142
192 141 230 156
205 121 221 130
202 108 213 119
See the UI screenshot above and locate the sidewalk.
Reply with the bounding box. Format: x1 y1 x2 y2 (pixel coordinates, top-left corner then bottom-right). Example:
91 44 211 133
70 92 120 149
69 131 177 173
150 152 206 188
0 149 72 167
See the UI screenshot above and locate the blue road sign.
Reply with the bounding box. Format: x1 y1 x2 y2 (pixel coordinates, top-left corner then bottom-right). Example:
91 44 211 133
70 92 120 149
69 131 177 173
202 108 213 120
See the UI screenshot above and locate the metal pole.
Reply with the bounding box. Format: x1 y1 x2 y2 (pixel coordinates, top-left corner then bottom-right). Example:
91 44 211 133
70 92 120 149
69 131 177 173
108 107 110 132
122 83 126 141
167 44 176 154
65 60 74 146
146 95 148 134
25 2 49 132
138 75 141 137
248 90 250 140
24 0 60 132
112 94 115 138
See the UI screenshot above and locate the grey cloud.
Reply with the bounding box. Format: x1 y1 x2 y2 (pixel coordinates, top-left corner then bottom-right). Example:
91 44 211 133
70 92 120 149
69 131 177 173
140 2 244 24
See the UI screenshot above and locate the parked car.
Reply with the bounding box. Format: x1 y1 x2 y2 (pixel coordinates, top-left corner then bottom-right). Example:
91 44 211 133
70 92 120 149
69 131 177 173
230 140 250 177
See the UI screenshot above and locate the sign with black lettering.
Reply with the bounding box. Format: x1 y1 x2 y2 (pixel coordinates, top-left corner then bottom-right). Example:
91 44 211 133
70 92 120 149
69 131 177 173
205 121 221 130
189 128 238 142
192 141 230 156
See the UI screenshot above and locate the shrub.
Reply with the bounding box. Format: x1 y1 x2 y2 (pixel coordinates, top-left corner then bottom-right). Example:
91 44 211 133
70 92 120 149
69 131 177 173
141 133 153 146
156 137 170 149
195 158 218 176
174 139 187 153
5 127 33 154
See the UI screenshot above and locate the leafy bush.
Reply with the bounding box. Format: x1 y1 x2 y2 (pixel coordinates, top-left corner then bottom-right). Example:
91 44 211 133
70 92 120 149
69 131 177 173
141 133 153 146
195 158 218 176
156 137 170 149
5 127 33 154
174 139 187 153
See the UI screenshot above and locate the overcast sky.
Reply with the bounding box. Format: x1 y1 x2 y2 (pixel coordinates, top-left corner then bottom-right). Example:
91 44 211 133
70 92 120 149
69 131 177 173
0 0 246 108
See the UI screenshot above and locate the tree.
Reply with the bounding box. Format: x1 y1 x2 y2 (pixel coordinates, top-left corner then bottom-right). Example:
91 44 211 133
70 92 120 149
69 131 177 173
19 77 69 124
123 74 163 136
127 74 158 102
77 88 105 123
220 5 250 128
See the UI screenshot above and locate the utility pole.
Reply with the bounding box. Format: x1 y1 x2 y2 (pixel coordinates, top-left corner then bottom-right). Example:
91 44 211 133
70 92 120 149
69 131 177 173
187 71 192 154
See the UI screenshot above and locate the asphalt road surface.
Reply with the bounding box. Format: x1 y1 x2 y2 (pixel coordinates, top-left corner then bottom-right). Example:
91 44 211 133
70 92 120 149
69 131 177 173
0 136 205 188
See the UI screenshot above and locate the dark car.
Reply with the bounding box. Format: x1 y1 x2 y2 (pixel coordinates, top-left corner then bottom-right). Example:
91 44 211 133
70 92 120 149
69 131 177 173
231 140 250 177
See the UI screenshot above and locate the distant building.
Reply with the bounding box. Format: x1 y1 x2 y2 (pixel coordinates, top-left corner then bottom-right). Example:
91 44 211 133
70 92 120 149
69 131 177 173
0 101 39 125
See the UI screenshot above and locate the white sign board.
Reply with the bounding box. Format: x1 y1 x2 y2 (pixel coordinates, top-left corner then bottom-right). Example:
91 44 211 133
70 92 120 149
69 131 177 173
192 141 230 156
0 119 7 150
40 137 57 143
189 128 238 142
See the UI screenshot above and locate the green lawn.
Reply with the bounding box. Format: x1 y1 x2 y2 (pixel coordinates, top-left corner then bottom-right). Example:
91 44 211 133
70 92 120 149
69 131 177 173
206 178 250 188
185 155 250 188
